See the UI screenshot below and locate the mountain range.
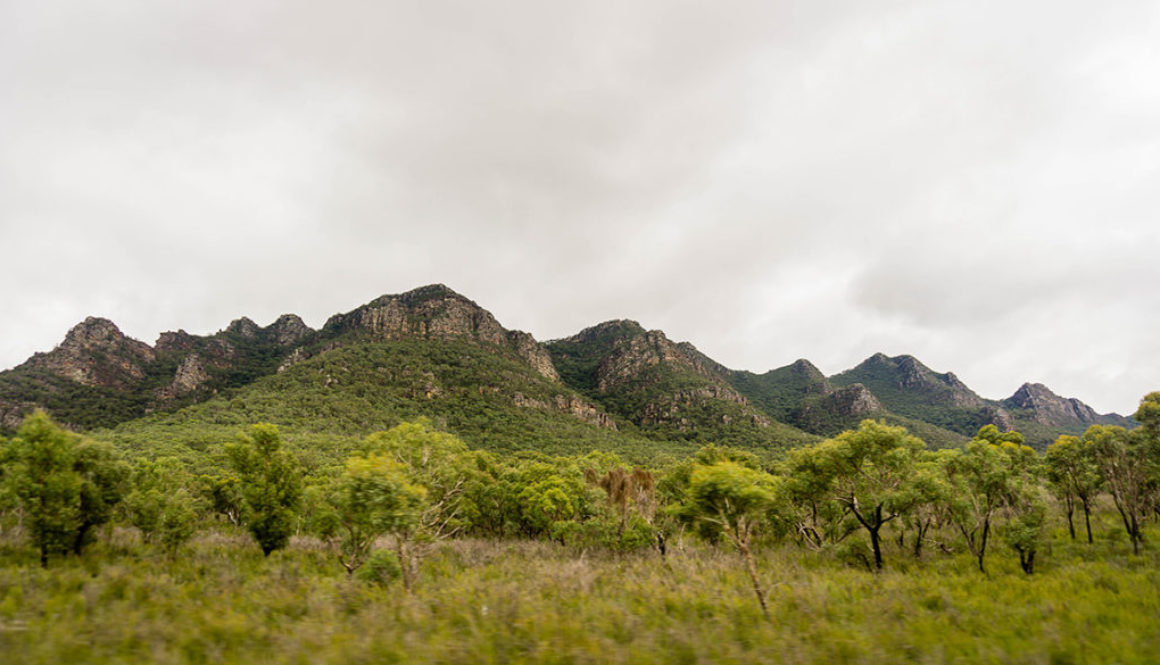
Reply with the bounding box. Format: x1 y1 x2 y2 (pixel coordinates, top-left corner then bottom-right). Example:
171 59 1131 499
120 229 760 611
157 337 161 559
0 284 1135 456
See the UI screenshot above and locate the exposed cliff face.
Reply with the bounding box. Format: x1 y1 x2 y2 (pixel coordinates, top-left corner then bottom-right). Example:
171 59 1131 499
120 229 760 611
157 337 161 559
322 285 559 381
268 314 312 347
324 284 508 345
847 353 984 408
1003 383 1102 426
594 330 744 405
508 331 561 382
27 317 155 389
156 354 211 400
821 383 883 418
512 391 617 429
546 321 806 446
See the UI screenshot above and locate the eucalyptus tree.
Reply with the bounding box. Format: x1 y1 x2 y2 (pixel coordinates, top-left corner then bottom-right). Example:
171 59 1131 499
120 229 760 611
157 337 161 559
360 419 495 587
123 457 200 554
675 461 783 619
1085 424 1151 554
943 425 1036 573
902 450 954 559
1045 435 1101 543
322 453 425 579
3 411 127 565
226 423 303 556
788 420 925 569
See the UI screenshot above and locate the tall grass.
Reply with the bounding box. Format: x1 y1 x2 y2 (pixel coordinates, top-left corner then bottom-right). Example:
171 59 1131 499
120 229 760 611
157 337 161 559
1 522 1157 664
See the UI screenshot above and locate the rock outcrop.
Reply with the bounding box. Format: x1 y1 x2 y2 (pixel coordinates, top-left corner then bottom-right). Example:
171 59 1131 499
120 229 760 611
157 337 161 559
1003 383 1101 427
27 317 155 389
267 314 313 346
324 285 559 380
156 354 211 400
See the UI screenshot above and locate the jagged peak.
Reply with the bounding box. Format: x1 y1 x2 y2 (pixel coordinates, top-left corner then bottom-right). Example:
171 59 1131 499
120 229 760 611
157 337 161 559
556 319 647 345
225 317 261 338
270 313 307 327
64 317 125 344
789 358 825 378
362 283 471 309
266 314 313 346
1007 382 1055 405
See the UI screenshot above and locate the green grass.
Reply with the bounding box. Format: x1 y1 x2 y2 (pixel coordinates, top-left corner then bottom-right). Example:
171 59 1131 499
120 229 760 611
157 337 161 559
1 520 1157 665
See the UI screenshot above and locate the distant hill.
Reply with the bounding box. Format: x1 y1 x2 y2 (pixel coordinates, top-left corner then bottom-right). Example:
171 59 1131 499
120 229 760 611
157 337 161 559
828 353 1133 448
545 322 817 451
0 285 1139 454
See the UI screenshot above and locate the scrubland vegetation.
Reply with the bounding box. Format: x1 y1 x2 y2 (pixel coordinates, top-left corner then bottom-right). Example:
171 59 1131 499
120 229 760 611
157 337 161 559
1 392 1159 664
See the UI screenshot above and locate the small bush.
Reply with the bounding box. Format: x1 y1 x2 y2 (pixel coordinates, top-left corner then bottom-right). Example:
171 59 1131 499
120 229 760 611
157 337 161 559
356 549 402 586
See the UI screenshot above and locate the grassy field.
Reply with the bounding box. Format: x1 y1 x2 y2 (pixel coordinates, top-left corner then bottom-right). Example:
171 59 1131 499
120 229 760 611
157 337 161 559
1 521 1157 665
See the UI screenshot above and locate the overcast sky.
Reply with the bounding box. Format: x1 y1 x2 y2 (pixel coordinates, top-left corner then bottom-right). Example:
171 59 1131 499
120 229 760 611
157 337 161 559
2 1 1157 415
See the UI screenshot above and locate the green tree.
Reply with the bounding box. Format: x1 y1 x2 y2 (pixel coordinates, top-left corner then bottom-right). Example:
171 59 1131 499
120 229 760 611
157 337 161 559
70 438 129 555
943 425 1031 573
1045 435 1101 543
4 411 126 565
901 450 953 559
226 423 303 556
322 454 425 577
675 461 782 619
123 458 199 554
787 420 924 569
1085 424 1151 554
360 420 494 589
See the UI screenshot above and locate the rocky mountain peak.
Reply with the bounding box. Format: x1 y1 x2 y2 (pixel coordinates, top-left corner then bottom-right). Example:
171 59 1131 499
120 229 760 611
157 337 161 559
267 314 313 346
1003 382 1100 426
29 317 155 388
65 317 125 345
226 317 261 339
321 285 558 381
824 383 883 417
155 330 196 353
788 358 826 382
560 320 647 346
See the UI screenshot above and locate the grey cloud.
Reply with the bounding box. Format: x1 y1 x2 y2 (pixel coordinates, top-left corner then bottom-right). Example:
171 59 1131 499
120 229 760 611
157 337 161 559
2 0 1158 416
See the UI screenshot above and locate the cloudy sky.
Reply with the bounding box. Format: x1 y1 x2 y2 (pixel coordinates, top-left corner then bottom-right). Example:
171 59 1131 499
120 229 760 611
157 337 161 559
2 1 1157 415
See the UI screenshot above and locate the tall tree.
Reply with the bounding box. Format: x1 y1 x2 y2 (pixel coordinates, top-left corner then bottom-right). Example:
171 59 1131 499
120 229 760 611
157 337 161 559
1085 424 1151 554
1045 435 1101 543
675 461 783 619
943 425 1032 573
226 424 303 556
790 420 925 569
360 420 490 589
2 411 126 565
323 453 425 577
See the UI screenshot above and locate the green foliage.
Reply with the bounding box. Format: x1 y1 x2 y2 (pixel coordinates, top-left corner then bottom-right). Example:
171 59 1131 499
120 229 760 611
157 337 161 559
355 548 403 586
100 340 685 465
787 420 925 569
677 462 781 549
1084 424 1155 554
942 425 1041 573
123 458 200 554
226 424 303 555
323 452 425 575
2 411 127 564
1045 434 1102 542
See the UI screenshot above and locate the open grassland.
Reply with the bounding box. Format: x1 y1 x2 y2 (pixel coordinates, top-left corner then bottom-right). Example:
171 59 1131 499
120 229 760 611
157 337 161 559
1 525 1157 665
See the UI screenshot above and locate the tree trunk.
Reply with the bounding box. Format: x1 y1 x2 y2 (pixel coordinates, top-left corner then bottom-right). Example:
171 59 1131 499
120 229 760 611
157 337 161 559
396 538 413 593
1064 495 1076 541
1018 547 1035 574
869 525 883 570
977 519 990 574
736 539 770 621
1081 497 1093 544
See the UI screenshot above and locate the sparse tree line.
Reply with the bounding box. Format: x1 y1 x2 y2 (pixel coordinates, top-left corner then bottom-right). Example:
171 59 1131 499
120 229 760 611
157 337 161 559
2 393 1158 606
